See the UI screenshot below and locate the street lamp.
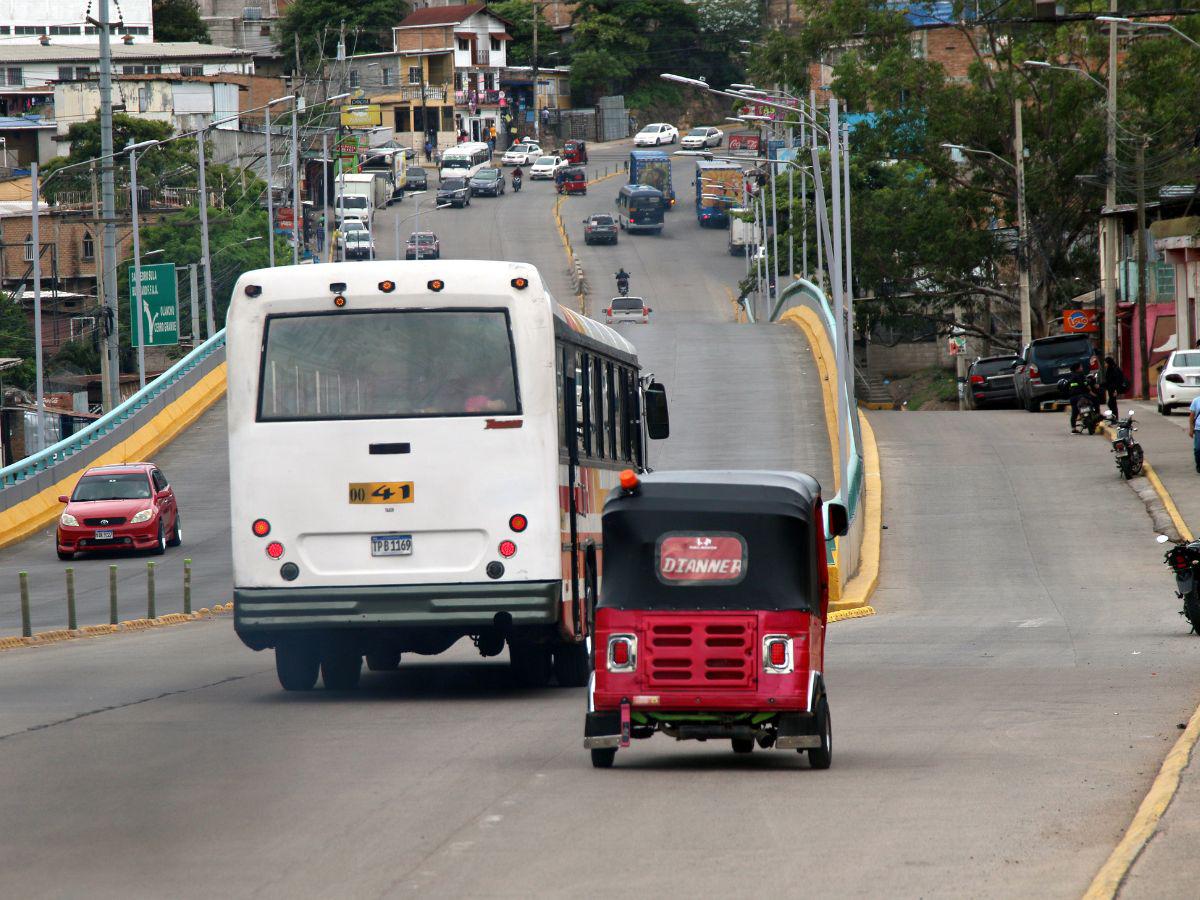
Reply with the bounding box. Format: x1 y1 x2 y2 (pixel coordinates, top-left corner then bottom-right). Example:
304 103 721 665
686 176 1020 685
126 139 159 390
1097 15 1200 50
1022 59 1106 91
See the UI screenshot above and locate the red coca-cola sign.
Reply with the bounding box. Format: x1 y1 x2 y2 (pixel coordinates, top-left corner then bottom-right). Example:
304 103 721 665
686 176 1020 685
657 533 747 585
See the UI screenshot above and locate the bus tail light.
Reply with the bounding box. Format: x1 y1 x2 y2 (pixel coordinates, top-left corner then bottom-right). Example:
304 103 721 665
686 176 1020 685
508 514 528 532
498 540 517 558
266 541 285 560
763 635 793 673
252 518 271 537
607 634 637 672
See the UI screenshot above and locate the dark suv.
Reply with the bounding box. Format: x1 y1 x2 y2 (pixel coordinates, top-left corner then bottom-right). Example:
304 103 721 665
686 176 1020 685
1013 334 1099 411
967 355 1020 409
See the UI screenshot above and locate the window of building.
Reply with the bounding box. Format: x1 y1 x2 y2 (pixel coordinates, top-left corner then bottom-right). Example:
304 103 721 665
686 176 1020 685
58 66 75 81
381 67 392 86
0 26 10 35
138 87 149 112
6 68 22 86
119 25 150 35
23 234 33 262
146 65 161 74
408 66 421 85
14 26 46 36
75 66 92 80
484 72 495 90
179 65 204 76
349 69 360 88
49 25 82 35
490 37 501 52
82 231 94 261
457 38 470 51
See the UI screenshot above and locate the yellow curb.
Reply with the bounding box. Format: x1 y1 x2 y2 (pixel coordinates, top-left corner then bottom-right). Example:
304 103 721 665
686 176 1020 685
27 629 75 644
859 401 894 410
725 285 743 323
779 308 840 496
587 170 621 187
0 600 233 652
1084 700 1200 899
1145 463 1193 541
830 410 882 613
0 635 31 650
79 624 120 636
828 606 876 623
0 361 227 551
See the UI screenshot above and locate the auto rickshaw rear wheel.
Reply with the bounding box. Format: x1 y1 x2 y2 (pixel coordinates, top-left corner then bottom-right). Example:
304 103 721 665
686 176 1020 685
731 738 754 754
807 697 832 769
591 748 616 768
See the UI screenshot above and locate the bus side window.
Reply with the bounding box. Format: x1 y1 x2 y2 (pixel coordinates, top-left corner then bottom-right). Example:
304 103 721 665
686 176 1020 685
606 362 617 459
593 356 605 459
579 352 592 458
631 384 645 468
615 368 626 461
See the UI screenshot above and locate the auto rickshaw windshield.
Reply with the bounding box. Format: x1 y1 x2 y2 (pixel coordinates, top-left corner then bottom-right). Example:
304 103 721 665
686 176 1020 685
599 510 813 612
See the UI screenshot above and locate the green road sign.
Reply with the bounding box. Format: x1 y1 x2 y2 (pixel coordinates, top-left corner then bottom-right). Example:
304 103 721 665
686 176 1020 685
128 262 179 347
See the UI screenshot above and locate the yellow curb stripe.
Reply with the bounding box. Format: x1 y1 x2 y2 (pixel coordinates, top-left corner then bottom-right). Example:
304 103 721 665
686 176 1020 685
0 361 227 551
828 605 876 623
830 409 882 613
1145 462 1194 541
778 308 841 496
1084 701 1200 899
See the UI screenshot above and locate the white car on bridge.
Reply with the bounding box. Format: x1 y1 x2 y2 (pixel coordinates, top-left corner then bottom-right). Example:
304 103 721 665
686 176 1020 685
634 123 679 146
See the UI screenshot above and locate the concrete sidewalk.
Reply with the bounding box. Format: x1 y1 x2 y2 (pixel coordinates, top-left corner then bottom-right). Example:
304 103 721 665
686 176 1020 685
1104 398 1200 898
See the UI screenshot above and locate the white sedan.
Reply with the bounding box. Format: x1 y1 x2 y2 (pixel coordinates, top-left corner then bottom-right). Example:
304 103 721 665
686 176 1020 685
502 142 542 165
529 155 566 180
634 123 679 146
1158 350 1200 414
681 126 724 149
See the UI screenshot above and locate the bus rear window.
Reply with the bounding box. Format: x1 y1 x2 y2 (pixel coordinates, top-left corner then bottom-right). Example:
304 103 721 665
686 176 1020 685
258 309 520 421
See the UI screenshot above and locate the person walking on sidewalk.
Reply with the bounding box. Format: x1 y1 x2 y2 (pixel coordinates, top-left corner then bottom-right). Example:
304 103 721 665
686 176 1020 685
1103 356 1128 418
1190 395 1200 473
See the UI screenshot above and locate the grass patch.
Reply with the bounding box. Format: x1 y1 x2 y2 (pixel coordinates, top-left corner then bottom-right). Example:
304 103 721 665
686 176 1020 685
904 367 959 410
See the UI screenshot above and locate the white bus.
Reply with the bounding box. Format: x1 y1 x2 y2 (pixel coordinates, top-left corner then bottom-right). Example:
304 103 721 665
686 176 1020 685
226 260 669 692
438 141 492 181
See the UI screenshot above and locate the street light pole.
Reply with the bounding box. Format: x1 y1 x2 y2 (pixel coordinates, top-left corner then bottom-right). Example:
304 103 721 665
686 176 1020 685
264 95 295 267
1104 5 1119 362
291 97 300 265
30 162 45 451
127 141 156 389
196 127 214 339
1013 100 1032 349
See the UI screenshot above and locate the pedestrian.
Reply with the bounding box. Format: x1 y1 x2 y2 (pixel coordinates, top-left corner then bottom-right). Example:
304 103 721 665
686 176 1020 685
424 137 433 162
1102 356 1128 417
1190 393 1200 473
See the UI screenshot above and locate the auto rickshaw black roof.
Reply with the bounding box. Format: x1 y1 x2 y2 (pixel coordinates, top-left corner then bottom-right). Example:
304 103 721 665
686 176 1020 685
599 471 825 612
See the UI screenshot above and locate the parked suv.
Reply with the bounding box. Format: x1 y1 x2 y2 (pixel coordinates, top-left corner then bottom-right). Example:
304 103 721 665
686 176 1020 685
1013 334 1099 411
967 355 1020 409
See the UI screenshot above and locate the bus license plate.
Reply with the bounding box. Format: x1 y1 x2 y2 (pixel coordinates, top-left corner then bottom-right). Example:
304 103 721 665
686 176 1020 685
349 482 414 504
94 530 114 540
371 535 412 556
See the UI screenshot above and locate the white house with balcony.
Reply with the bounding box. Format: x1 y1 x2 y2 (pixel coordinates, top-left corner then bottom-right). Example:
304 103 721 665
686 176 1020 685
392 3 512 143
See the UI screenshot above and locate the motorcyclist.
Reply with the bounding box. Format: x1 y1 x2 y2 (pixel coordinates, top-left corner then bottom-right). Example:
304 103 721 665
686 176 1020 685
1060 363 1102 433
615 268 630 294
511 166 523 191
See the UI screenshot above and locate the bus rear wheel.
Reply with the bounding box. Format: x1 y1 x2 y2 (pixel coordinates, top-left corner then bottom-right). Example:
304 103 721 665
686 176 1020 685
321 638 362 690
553 641 589 687
510 640 552 687
276 639 319 691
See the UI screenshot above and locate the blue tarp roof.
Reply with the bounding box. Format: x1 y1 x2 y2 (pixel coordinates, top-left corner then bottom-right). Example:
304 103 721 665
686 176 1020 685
888 1 977 28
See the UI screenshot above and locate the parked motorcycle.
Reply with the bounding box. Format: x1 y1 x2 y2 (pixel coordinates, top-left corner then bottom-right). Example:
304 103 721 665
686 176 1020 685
1156 533 1200 633
1105 410 1144 479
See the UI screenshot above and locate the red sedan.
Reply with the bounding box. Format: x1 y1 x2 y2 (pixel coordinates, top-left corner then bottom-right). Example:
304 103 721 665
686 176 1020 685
56 463 181 560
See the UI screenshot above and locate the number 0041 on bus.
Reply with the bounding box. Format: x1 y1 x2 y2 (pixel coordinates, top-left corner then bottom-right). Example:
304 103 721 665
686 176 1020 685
348 482 414 504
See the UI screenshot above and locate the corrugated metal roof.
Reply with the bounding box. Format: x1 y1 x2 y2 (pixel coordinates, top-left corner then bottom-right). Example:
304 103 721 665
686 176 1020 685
397 3 486 28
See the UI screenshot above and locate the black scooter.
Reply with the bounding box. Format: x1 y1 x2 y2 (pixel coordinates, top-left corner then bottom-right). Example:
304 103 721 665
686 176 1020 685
512 174 523 192
1105 410 1144 479
615 273 630 296
1157 533 1200 633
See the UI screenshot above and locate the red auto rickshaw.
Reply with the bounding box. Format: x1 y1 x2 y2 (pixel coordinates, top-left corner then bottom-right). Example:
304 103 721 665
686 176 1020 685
584 470 848 769
556 166 587 195
564 139 589 164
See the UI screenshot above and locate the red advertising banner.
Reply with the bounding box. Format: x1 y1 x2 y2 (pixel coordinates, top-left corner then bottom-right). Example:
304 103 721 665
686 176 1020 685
1063 309 1099 333
657 534 747 585
728 133 761 153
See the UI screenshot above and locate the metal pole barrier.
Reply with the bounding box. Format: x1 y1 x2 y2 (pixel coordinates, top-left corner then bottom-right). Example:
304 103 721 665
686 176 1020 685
18 571 31 637
183 558 192 615
146 561 156 619
109 564 118 624
66 567 77 631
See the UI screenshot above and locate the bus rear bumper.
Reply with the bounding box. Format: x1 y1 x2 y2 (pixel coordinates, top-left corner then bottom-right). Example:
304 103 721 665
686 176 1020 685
234 580 560 647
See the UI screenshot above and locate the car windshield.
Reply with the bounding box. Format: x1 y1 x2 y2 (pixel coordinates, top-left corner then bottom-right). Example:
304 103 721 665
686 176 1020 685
629 195 661 210
411 233 436 244
613 297 643 311
441 178 466 189
442 158 469 169
338 196 367 208
687 129 707 137
535 157 556 166
1173 352 1200 368
1031 336 1092 365
343 221 367 232
510 144 534 153
474 170 499 180
406 168 426 180
258 310 520 421
973 357 1018 376
73 473 152 501
590 215 614 225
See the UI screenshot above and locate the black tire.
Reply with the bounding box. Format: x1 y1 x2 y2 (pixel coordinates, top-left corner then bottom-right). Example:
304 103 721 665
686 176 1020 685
1118 458 1133 480
732 737 754 754
167 513 182 547
807 697 832 769
57 549 74 561
321 640 362 690
510 641 553 687
553 640 589 687
591 748 616 768
151 521 166 555
1024 393 1038 413
1130 447 1145 476
366 649 401 671
1163 404 1173 416
1185 594 1200 634
276 640 319 691
1086 418 1098 436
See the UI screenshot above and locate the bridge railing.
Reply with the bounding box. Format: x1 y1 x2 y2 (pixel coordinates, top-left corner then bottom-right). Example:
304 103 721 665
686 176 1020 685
0 330 227 509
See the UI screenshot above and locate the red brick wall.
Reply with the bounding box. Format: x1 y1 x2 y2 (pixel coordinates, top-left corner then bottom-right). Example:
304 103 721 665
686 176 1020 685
393 25 454 53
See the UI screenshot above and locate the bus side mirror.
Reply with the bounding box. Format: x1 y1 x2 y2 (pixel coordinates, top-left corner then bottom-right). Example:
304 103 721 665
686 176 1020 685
644 381 670 440
826 502 849 537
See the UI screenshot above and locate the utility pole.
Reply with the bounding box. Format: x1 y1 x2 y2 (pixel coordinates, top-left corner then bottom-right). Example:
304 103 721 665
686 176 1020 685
291 97 300 265
531 4 540 142
97 0 120 409
91 160 112 410
31 162 45 451
1014 97 1032 348
1103 0 1119 361
1135 138 1149 400
196 128 214 335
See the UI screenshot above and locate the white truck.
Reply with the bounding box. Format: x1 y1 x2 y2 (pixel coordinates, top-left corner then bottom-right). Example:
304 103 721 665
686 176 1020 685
336 172 390 213
728 207 758 256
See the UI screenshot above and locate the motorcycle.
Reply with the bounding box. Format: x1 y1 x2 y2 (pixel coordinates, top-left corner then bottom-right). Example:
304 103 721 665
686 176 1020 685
512 174 522 192
615 273 630 296
1156 533 1200 633
1058 378 1103 435
1105 410 1144 479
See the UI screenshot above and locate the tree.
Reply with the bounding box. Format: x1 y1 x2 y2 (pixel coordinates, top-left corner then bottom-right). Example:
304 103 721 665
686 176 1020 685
41 115 193 201
488 1 552 68
152 0 211 43
281 0 409 74
0 293 36 392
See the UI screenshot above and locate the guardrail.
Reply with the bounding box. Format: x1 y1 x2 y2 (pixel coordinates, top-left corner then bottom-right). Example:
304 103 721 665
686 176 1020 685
0 329 227 501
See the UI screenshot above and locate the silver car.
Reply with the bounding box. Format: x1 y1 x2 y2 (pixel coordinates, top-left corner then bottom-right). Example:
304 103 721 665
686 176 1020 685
604 296 652 325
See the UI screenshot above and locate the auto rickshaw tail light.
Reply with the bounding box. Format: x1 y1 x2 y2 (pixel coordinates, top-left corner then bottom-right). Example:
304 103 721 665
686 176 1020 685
607 634 637 672
620 469 639 493
763 635 793 674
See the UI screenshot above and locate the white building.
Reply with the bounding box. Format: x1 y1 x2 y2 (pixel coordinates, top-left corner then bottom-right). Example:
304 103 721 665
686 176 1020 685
54 77 243 145
0 0 154 44
0 41 254 92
